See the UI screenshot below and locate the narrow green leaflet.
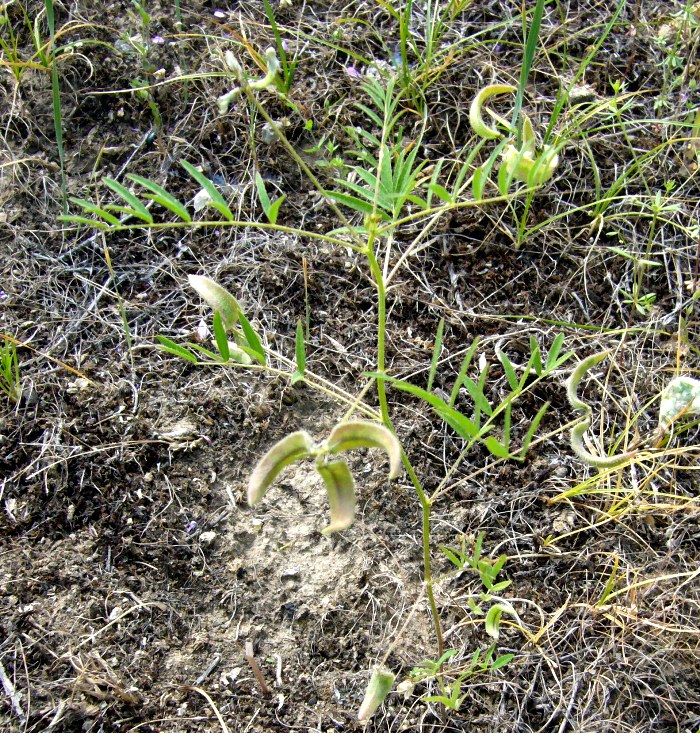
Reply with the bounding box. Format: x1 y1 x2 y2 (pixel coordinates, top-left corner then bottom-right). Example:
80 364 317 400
368 373 479 439
103 177 153 223
492 653 515 671
212 311 230 362
180 160 234 221
529 335 543 376
544 333 572 372
126 173 192 222
255 172 271 212
67 198 120 225
449 338 480 407
58 214 112 230
484 436 511 458
238 311 266 365
517 402 549 459
156 336 198 363
498 350 520 391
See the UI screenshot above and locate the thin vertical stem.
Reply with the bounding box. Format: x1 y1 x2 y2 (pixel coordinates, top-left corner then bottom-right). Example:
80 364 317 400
366 240 444 657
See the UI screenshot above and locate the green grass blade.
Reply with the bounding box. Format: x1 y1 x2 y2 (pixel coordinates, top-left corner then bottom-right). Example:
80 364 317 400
449 338 480 407
511 0 546 141
45 0 66 213
517 402 549 459
292 318 306 385
126 174 192 222
262 0 290 88
180 160 234 221
103 178 153 223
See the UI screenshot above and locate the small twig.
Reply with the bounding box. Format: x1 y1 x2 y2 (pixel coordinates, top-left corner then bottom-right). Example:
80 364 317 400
195 654 221 685
244 641 271 695
0 659 26 724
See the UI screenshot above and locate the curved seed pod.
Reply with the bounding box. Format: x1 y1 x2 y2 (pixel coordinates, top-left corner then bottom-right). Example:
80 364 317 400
248 431 315 505
358 667 395 722
659 376 700 428
566 352 636 468
325 421 402 480
188 275 241 330
469 84 517 140
316 459 356 535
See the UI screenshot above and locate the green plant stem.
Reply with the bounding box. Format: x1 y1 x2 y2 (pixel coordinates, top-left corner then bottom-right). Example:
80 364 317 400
366 238 444 658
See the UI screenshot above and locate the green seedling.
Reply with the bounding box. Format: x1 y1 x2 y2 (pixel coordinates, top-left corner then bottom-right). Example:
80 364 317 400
328 77 428 221
371 334 569 463
0 336 21 403
440 532 516 641
248 420 401 536
408 644 513 712
291 319 306 385
255 171 285 224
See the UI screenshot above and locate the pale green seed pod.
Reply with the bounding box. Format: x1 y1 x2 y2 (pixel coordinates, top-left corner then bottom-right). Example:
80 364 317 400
358 667 395 722
325 421 402 480
316 459 356 535
469 84 517 139
248 431 315 505
188 275 241 330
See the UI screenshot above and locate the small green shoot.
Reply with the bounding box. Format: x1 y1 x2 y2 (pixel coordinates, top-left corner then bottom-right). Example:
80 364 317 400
0 336 22 403
255 171 286 224
291 319 306 385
